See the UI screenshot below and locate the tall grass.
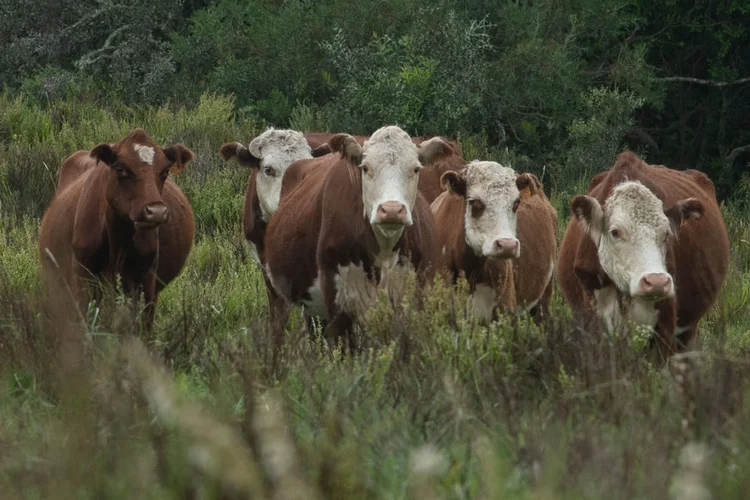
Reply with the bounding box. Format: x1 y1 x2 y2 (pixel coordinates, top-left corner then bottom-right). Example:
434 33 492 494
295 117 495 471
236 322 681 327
1 93 749 499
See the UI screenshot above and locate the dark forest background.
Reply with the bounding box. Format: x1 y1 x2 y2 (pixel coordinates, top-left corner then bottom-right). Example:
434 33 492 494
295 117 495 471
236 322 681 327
2 0 749 199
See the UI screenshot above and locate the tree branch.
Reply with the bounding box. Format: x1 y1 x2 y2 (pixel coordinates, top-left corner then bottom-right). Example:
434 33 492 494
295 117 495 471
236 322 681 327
653 76 750 87
726 145 750 164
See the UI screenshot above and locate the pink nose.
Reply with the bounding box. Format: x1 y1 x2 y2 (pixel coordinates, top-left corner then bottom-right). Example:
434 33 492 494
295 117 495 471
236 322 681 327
638 273 672 297
140 202 169 226
375 201 408 225
492 238 519 258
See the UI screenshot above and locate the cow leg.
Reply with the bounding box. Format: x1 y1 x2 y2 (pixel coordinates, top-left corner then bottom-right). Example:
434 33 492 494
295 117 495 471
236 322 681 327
320 269 355 354
262 273 290 370
532 278 555 324
674 322 699 352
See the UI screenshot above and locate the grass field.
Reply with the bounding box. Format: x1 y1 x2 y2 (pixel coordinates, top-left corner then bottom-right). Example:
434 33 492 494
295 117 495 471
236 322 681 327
1 93 750 499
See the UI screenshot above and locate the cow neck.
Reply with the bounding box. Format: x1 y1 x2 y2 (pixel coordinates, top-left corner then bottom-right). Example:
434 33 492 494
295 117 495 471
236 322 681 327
244 171 268 255
105 209 160 280
457 228 489 291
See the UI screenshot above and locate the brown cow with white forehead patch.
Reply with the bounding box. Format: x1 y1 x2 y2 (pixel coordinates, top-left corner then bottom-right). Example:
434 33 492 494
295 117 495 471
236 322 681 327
39 128 195 328
558 151 729 357
433 162 557 322
264 126 452 347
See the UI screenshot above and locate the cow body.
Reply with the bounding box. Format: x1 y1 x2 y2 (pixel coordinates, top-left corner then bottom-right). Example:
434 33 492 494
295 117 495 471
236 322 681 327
266 127 450 346
432 162 554 322
39 129 195 327
513 174 558 320
220 128 318 333
558 151 729 355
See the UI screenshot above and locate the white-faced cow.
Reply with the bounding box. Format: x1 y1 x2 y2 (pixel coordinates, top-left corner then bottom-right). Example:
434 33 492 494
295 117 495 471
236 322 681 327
558 151 729 357
433 162 557 322
306 132 465 204
264 126 453 347
220 128 329 333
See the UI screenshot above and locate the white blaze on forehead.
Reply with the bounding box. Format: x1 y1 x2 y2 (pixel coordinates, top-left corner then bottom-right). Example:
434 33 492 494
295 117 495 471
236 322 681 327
133 144 155 165
597 181 674 297
360 126 421 243
463 161 520 257
250 128 312 221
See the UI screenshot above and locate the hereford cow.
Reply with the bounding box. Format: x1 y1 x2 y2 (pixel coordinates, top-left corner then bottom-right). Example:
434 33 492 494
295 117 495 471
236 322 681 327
39 128 195 327
264 126 453 347
220 128 325 335
220 128 313 262
306 132 464 204
513 172 558 320
558 151 729 357
433 163 557 322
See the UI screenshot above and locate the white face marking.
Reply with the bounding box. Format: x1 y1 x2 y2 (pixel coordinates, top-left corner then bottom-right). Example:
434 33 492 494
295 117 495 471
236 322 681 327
301 275 325 317
462 162 521 258
594 182 675 297
594 286 659 332
471 284 496 323
133 144 155 165
334 256 413 326
360 126 421 243
249 128 312 221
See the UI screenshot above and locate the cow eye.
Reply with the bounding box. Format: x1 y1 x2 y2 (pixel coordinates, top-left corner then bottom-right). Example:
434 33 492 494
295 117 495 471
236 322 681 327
413 166 422 174
610 228 622 239
113 164 128 178
512 198 520 212
468 198 485 217
359 164 369 174
263 166 276 177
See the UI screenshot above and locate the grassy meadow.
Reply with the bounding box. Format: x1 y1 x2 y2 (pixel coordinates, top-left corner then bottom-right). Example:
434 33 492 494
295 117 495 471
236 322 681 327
1 92 750 499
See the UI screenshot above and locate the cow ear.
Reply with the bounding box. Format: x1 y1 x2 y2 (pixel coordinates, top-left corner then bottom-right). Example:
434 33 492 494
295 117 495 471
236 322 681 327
417 137 453 165
311 143 332 157
516 173 541 196
91 143 116 166
329 133 363 165
164 144 194 174
665 198 704 234
571 195 604 244
441 170 467 197
219 142 260 169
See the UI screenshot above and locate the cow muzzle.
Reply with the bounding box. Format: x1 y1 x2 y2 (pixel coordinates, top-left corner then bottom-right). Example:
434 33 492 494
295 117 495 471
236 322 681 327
135 202 169 229
374 201 410 226
635 273 673 299
487 238 520 259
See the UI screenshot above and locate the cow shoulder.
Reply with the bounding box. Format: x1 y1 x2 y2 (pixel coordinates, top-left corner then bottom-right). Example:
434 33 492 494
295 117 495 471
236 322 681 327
682 169 717 198
57 151 95 194
70 166 108 257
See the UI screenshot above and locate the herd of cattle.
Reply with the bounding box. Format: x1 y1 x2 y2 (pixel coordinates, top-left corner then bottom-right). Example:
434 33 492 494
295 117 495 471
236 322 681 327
37 126 730 358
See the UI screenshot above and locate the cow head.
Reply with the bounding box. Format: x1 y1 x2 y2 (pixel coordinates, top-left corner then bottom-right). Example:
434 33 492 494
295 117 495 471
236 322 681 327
220 128 312 221
330 126 451 246
442 162 531 259
571 181 703 300
90 128 193 230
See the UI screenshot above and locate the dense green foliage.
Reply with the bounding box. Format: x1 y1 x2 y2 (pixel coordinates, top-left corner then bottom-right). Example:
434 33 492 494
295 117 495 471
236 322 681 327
1 1 750 498
2 0 749 197
0 91 749 499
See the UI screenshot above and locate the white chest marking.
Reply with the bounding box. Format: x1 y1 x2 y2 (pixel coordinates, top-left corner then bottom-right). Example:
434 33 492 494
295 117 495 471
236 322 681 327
334 253 412 325
301 274 325 317
133 144 155 165
593 286 659 333
471 284 496 323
